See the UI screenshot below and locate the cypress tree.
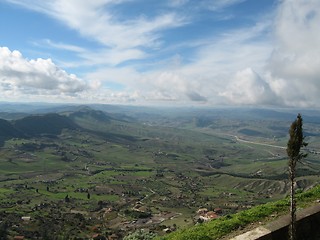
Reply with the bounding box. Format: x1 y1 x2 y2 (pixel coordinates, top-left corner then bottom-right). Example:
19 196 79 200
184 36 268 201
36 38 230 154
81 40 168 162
287 114 307 240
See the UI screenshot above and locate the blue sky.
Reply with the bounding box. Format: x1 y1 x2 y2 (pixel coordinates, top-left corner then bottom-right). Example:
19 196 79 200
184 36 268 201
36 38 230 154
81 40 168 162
0 0 320 107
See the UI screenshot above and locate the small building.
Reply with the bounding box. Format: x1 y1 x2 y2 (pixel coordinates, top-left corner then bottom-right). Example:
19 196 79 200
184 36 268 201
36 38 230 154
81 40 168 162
197 208 208 215
197 210 220 222
206 211 219 220
14 236 25 240
21 216 31 221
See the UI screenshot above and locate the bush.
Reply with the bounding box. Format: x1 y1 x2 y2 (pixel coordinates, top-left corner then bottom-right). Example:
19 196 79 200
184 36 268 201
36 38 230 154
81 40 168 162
123 229 157 240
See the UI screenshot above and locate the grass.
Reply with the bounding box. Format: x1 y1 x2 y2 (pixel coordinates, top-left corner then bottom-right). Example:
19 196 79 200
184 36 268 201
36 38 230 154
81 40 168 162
0 188 15 198
159 184 320 240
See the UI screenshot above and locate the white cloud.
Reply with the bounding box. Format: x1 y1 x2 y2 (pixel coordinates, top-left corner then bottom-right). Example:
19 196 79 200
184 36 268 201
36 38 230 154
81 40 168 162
168 0 247 12
204 0 247 11
79 48 147 67
219 68 278 105
266 0 320 107
152 22 274 105
39 39 86 53
193 21 272 74
35 39 147 67
161 0 320 108
6 0 186 50
85 66 140 87
7 0 187 68
85 66 206 103
0 47 88 100
161 0 320 107
81 18 275 105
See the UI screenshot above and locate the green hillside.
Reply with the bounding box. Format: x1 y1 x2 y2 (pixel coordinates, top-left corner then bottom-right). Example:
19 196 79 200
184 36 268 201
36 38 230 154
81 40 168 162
0 118 23 138
13 113 78 136
159 185 320 240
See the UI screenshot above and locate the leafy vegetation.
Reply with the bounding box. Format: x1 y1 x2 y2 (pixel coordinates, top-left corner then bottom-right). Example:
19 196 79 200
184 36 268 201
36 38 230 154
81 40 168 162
124 229 157 240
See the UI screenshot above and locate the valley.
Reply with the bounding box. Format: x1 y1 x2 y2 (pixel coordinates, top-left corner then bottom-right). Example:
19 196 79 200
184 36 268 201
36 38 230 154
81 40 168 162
0 104 320 239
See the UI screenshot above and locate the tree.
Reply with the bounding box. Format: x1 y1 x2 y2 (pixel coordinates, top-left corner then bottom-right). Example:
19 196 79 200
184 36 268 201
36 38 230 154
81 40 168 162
287 113 307 240
0 221 8 240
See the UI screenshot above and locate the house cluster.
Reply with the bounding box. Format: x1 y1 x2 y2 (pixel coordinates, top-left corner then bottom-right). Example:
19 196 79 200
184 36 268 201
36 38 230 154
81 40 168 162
196 207 222 222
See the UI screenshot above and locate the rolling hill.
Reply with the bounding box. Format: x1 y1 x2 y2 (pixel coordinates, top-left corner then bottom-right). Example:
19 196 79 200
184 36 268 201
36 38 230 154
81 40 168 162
13 113 78 136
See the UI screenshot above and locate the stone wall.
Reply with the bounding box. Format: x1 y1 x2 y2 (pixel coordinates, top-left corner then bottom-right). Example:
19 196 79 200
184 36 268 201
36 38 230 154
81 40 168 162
231 204 320 240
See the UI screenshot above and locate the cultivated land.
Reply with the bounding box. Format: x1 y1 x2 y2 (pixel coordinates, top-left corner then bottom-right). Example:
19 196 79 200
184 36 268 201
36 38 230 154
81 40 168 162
0 104 320 239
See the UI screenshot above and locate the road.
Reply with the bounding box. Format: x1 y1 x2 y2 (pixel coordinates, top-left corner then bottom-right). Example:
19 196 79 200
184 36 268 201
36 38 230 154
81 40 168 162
234 135 286 149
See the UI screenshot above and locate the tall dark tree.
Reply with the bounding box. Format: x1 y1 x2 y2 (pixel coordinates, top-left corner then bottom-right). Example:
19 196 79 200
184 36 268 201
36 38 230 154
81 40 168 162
287 114 307 240
0 221 8 240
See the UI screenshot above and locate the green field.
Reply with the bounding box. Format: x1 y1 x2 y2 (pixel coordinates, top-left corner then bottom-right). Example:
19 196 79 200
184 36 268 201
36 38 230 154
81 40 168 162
0 106 320 238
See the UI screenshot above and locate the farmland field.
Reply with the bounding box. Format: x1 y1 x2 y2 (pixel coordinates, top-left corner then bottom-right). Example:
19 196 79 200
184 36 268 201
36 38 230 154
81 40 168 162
0 104 320 239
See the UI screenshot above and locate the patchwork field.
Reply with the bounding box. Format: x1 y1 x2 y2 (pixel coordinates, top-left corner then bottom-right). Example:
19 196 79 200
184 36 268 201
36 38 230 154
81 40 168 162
0 105 320 239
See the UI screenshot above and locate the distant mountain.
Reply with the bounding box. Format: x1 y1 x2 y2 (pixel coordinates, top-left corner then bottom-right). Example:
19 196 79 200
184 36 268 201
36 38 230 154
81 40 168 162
66 105 137 123
246 108 320 123
0 112 30 120
65 106 139 143
246 109 296 121
0 102 72 113
0 118 24 146
13 113 78 136
67 106 112 122
0 106 134 141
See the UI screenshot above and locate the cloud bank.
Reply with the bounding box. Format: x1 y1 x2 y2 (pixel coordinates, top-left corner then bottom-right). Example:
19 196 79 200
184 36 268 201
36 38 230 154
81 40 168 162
0 47 88 101
265 0 320 107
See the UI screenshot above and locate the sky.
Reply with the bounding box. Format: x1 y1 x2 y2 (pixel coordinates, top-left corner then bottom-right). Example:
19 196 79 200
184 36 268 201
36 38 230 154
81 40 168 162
0 0 320 107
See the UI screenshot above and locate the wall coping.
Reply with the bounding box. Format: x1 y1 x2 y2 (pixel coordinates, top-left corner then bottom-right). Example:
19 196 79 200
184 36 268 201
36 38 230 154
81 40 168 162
230 203 320 240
